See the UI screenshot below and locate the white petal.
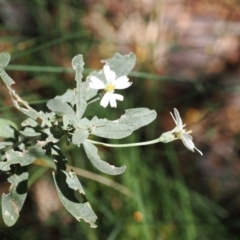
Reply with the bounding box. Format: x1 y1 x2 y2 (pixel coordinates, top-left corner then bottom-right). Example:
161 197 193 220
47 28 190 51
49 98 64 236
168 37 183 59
89 76 105 89
114 76 132 89
182 135 203 155
103 65 116 83
195 147 203 156
170 112 178 126
110 96 117 108
174 108 183 128
100 92 112 108
182 136 195 151
112 93 124 101
182 133 193 141
109 93 124 108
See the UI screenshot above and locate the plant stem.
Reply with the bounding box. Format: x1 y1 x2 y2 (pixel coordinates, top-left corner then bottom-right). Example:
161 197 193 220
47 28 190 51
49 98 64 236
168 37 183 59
87 137 162 148
87 97 100 105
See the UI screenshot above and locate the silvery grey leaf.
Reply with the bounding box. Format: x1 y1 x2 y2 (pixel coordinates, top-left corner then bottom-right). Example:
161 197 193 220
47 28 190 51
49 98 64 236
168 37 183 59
92 123 132 139
72 129 89 146
83 141 126 175
103 52 136 78
118 108 157 131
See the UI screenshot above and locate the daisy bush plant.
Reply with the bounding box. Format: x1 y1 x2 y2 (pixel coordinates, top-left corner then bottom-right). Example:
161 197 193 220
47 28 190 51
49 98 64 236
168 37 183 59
0 51 202 228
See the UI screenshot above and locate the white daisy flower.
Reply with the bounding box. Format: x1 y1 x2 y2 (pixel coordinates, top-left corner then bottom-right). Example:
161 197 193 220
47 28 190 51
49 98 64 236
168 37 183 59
169 108 203 155
89 65 132 108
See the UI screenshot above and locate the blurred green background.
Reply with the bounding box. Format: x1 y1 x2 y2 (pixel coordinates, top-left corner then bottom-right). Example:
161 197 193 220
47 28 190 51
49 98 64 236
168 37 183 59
1 0 240 239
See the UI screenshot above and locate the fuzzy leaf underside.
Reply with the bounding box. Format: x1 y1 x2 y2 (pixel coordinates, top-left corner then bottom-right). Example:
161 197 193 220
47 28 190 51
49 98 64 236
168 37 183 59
2 166 28 226
0 52 10 68
103 52 136 78
53 170 97 228
47 99 79 127
72 54 87 119
55 89 76 107
0 119 17 138
72 129 89 146
92 123 132 139
83 141 126 175
0 144 45 171
21 118 38 127
20 127 41 137
118 108 157 131
90 116 111 126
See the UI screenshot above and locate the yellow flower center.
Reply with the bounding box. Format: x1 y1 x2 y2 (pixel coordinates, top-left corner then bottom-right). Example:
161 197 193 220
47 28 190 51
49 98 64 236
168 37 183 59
172 131 182 139
105 83 115 92
172 129 192 139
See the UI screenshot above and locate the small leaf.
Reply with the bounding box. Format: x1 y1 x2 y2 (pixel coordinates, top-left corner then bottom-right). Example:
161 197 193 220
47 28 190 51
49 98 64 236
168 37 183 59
20 127 41 137
72 129 89 146
47 99 79 127
0 52 11 68
118 108 157 131
0 141 13 150
72 54 84 72
83 141 126 175
55 89 76 108
92 123 132 139
0 118 17 138
0 144 45 171
2 166 28 226
72 54 87 119
21 118 38 127
53 170 97 228
103 52 136 78
0 68 15 87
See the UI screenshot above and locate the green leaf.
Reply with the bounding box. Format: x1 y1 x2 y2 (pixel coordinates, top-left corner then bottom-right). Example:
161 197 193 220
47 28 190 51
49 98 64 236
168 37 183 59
0 144 45 171
47 99 79 127
83 141 126 175
118 108 157 131
53 170 97 228
2 166 28 226
72 129 89 146
91 123 132 139
0 118 17 138
72 54 87 119
103 52 136 78
0 52 11 68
